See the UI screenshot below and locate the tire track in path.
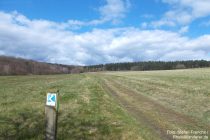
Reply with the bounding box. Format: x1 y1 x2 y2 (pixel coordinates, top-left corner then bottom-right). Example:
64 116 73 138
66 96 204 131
99 75 210 140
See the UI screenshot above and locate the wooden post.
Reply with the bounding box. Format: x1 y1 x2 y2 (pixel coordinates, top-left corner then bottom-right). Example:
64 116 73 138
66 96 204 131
45 92 58 140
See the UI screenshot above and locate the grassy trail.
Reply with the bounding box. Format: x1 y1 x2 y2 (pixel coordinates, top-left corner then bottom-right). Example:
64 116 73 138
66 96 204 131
0 68 210 139
98 74 210 140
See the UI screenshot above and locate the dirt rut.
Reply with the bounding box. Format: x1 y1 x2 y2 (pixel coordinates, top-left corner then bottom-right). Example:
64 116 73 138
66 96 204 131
99 76 210 140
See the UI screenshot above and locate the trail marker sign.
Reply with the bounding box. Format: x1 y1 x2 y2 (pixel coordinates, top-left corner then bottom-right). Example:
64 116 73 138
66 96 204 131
46 93 57 107
45 92 58 140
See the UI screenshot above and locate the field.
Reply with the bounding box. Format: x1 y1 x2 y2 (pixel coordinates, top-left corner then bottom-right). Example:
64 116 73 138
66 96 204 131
0 68 210 140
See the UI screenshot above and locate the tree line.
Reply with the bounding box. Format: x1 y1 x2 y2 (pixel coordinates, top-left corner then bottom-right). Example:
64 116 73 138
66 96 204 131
1 56 210 75
84 60 210 72
0 56 83 75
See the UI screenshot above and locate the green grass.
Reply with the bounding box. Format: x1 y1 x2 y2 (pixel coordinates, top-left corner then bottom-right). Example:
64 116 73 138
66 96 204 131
104 68 210 124
0 68 210 139
0 74 142 140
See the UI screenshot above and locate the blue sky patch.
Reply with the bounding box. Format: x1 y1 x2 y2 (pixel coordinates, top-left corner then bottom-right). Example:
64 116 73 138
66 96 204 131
0 0 210 65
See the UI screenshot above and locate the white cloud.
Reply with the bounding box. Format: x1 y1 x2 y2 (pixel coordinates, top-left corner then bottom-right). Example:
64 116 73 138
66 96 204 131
0 0 131 31
151 0 210 27
99 0 130 24
66 0 131 28
0 11 210 65
178 26 189 34
151 19 176 28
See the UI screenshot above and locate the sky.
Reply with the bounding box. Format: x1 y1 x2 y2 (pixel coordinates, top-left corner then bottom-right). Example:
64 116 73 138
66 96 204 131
0 0 210 65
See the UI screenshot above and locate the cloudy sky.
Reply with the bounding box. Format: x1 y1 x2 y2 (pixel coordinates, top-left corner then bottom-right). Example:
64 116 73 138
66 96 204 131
0 0 210 65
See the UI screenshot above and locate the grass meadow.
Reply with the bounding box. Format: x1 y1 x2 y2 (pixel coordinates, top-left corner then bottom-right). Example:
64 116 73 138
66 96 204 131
0 68 210 139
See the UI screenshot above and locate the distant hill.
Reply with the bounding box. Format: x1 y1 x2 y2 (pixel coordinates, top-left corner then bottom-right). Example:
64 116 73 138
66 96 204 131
84 60 210 72
0 56 83 75
1 55 210 75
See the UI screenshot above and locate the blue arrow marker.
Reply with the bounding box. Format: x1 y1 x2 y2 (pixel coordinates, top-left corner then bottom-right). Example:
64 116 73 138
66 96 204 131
51 95 55 102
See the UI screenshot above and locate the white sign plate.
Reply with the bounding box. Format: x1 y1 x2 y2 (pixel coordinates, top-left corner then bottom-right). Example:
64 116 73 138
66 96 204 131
46 93 57 107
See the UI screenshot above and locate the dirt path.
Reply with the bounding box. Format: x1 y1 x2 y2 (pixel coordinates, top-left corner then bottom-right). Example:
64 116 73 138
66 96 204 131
99 75 210 140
